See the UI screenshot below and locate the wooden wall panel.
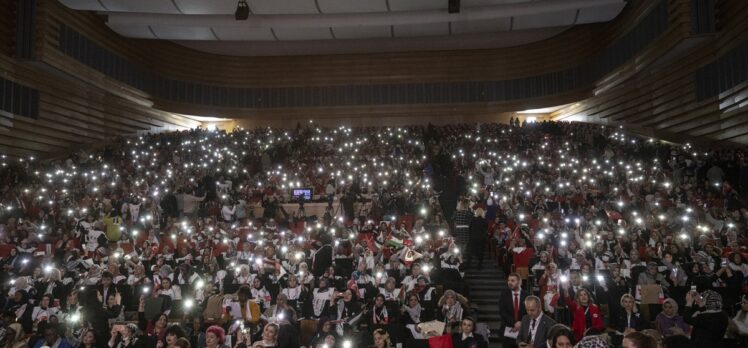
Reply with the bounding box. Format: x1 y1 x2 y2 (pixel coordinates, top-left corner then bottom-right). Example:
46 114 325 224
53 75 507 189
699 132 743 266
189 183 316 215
0 0 14 57
552 0 748 145
0 0 200 159
0 55 200 159
33 0 681 125
38 0 666 87
3 0 747 160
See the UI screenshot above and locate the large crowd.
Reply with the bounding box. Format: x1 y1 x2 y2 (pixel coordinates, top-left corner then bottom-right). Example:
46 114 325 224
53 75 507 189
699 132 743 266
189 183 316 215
0 120 746 348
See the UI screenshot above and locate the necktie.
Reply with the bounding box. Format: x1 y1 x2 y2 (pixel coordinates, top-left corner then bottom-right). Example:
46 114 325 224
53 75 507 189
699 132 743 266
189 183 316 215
530 318 537 339
513 293 519 322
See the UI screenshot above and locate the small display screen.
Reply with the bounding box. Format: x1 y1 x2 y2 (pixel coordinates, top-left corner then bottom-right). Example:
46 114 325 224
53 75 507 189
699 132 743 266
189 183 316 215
292 188 313 201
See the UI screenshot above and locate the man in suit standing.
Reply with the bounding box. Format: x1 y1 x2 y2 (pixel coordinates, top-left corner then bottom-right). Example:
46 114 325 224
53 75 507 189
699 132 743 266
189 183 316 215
466 208 488 270
499 273 527 348
517 296 556 348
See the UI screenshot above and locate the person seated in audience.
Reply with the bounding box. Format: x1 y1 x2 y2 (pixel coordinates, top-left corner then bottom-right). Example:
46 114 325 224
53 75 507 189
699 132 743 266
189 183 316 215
438 290 467 333
732 294 748 339
516 295 556 348
3 323 28 348
544 324 575 348
615 294 648 334
161 326 187 348
451 317 486 348
622 331 657 348
204 326 230 348
559 284 604 342
108 323 148 348
72 328 100 348
372 328 393 348
655 298 689 337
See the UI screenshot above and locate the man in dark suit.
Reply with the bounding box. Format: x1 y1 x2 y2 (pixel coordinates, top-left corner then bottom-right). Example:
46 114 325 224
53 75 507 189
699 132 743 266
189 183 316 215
499 273 527 348
517 295 556 348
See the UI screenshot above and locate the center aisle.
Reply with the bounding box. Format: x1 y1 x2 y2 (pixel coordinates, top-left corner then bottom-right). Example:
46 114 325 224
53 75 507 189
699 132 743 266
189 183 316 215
464 249 508 348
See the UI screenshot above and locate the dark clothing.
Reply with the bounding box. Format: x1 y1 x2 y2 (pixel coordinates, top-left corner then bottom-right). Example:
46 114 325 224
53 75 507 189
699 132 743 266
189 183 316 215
683 306 729 346
159 193 178 218
516 314 556 348
451 333 487 348
278 322 300 348
453 210 473 246
614 311 648 332
466 216 488 268
312 244 333 278
499 289 527 348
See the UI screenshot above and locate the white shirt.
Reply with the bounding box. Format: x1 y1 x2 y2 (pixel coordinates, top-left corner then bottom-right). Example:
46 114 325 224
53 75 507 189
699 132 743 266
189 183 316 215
528 313 543 343
221 205 236 221
733 312 748 335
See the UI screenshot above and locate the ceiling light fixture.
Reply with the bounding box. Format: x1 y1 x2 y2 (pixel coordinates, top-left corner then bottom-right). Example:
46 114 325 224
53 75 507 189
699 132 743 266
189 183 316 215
235 0 249 20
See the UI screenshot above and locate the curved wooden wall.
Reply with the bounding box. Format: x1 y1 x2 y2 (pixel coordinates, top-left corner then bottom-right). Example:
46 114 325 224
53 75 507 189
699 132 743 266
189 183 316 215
32 0 686 124
0 0 200 159
2 0 747 160
551 0 748 145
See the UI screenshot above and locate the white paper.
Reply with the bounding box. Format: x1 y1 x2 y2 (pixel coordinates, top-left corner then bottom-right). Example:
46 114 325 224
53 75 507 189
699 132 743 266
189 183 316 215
227 302 243 319
504 327 519 339
418 320 446 336
406 324 425 339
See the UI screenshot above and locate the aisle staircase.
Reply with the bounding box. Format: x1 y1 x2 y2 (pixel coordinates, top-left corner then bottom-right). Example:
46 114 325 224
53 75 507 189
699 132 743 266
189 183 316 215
464 249 508 348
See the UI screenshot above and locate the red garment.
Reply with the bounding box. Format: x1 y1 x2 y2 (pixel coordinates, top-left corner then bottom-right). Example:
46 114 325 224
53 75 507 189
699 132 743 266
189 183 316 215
513 293 519 321
428 334 453 348
568 301 604 341
513 248 535 268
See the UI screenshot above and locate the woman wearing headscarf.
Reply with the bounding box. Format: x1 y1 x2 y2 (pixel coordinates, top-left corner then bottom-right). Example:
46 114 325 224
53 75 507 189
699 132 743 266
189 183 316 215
684 289 728 345
655 298 689 337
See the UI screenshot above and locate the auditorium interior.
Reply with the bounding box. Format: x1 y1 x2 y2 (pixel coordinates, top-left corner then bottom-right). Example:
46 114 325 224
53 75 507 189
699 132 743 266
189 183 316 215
1 1 748 348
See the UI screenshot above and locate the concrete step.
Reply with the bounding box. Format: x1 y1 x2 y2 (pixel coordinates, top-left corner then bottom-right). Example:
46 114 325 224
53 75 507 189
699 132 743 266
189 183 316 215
468 281 507 286
476 314 501 322
473 298 500 303
464 272 505 278
465 261 508 348
471 293 503 300
467 285 504 290
464 268 504 274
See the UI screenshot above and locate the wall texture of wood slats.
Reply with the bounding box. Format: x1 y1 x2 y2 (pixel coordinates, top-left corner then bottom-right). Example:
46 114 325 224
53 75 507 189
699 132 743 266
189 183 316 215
36 0 680 123
0 0 13 57
551 0 748 146
39 0 668 88
0 0 200 159
2 0 747 160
